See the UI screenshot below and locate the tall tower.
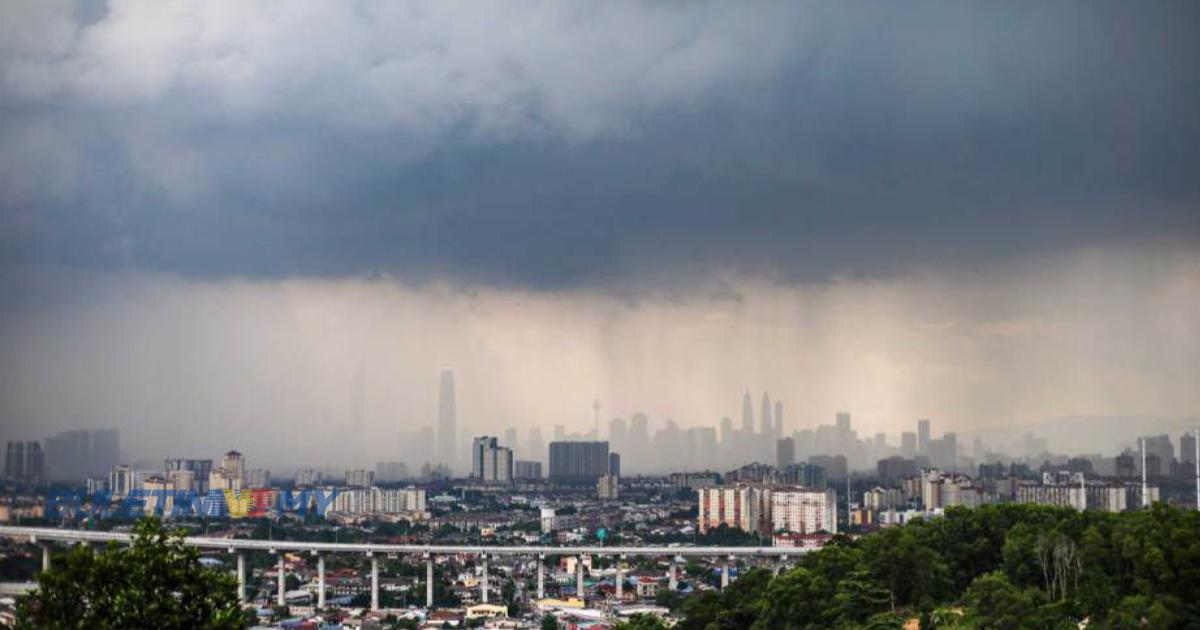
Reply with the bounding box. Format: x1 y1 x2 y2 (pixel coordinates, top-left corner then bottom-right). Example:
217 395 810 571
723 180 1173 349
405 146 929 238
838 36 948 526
437 370 457 471
917 419 931 455
760 393 773 435
741 392 754 432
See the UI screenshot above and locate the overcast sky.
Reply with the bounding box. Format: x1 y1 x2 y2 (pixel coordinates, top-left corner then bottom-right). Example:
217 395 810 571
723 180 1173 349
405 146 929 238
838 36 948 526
1 1 1197 465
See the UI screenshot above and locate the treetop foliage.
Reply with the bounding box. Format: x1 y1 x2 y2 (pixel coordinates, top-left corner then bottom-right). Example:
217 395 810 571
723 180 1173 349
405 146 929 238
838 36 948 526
16 518 248 629
675 503 1200 629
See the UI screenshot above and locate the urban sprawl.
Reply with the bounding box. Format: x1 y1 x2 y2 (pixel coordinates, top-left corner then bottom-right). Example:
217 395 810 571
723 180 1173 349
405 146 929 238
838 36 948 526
2 371 1197 629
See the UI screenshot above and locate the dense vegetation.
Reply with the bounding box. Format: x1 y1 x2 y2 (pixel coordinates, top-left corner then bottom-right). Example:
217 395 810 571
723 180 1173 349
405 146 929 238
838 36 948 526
620 503 1200 629
15 519 248 629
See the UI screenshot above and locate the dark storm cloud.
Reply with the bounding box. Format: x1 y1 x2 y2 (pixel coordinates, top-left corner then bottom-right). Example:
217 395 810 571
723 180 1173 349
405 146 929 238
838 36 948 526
1 1 1197 288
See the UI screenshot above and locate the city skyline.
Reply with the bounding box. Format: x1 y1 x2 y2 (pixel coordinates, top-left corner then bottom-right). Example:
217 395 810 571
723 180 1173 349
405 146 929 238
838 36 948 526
1 2 1198 468
4 354 1200 471
1 2 1198 627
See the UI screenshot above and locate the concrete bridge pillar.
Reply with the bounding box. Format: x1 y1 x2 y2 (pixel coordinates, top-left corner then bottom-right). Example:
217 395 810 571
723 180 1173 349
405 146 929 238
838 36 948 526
615 554 625 601
369 552 379 611
317 553 326 609
425 553 434 609
536 554 545 600
40 543 50 573
668 557 677 591
481 554 489 604
577 555 585 599
235 551 246 603
721 556 731 590
275 552 285 607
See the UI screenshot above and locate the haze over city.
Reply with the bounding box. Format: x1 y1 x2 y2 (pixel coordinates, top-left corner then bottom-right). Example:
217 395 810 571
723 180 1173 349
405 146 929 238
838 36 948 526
4 3 1200 629
1 1 1198 468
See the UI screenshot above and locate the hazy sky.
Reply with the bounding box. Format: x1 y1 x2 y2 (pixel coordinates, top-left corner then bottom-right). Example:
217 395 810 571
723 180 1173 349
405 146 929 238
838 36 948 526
1 1 1197 465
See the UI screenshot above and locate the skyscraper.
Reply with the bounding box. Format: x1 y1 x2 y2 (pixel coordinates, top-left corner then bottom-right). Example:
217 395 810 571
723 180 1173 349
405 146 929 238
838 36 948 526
5 441 44 483
901 432 917 457
774 401 784 437
626 413 649 471
504 427 519 456
742 391 754 432
220 450 245 482
548 441 610 483
944 432 959 472
720 417 734 446
609 417 628 454
471 436 515 484
527 426 544 464
777 437 796 468
44 429 116 481
1181 431 1197 466
472 436 497 479
761 392 773 435
836 412 851 433
918 419 931 455
437 370 457 470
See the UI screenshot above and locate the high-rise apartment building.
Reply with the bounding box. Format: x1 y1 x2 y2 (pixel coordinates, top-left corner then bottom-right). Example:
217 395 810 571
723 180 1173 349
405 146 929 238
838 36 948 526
697 485 770 534
109 464 134 500
472 436 514 484
294 469 321 486
375 461 409 482
483 442 513 485
166 468 195 493
245 468 271 489
597 474 619 500
220 451 245 483
771 487 838 534
345 469 375 488
1143 435 1174 469
1180 431 1197 466
332 486 427 515
514 460 542 480
548 441 610 483
5 441 44 483
165 458 212 493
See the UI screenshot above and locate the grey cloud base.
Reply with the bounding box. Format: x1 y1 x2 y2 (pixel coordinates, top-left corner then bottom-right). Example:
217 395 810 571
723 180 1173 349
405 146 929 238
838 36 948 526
0 1 1197 288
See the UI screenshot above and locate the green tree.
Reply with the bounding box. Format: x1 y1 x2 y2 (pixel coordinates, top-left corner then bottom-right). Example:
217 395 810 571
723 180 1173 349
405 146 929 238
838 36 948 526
615 613 670 630
962 572 1035 630
540 614 559 630
16 518 248 629
751 567 823 629
655 588 685 611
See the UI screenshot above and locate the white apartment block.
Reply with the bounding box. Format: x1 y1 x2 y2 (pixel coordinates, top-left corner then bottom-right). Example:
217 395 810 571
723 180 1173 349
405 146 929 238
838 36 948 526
770 487 838 535
697 485 770 534
331 486 427 515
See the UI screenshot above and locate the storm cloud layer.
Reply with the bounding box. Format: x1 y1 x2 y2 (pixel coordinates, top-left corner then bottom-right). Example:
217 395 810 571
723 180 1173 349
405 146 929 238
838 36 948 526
2 0 1196 285
1 2 1198 464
